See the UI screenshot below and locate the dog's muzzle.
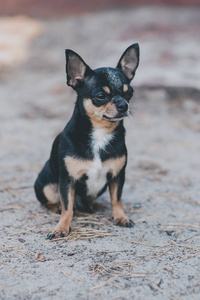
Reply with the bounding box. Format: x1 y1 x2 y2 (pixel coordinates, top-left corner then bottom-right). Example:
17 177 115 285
113 96 129 113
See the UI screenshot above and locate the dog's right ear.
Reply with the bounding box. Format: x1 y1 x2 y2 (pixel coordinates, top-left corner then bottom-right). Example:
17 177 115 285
65 50 94 89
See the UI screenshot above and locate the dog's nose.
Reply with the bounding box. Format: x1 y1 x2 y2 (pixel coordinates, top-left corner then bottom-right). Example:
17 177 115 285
116 101 128 113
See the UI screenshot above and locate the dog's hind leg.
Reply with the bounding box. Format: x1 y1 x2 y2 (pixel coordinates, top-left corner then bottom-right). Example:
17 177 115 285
42 183 61 212
34 134 61 213
34 161 60 213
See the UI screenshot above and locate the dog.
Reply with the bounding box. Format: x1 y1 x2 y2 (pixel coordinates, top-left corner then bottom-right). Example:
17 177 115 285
34 44 140 239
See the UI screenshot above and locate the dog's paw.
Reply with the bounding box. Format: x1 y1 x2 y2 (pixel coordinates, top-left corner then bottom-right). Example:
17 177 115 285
115 216 135 228
46 227 71 240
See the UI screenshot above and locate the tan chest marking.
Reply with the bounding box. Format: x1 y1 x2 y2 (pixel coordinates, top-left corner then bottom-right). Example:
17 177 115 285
65 157 93 180
64 155 126 181
103 155 126 177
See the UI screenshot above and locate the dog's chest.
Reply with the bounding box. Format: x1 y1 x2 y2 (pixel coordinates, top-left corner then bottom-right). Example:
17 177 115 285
86 129 113 196
86 157 108 196
65 129 125 197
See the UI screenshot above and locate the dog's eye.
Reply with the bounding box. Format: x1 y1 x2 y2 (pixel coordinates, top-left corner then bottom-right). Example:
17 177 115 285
95 93 106 100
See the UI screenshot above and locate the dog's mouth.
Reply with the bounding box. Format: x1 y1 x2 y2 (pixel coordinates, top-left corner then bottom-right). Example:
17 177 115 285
103 113 128 122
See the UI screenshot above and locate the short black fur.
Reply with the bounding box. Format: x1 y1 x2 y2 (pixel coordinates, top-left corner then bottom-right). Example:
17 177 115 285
34 44 140 239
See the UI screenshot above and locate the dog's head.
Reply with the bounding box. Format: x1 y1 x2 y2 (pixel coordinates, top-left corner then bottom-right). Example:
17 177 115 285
65 44 140 125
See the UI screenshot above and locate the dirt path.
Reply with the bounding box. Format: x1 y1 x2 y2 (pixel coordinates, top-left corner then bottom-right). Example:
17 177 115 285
1 6 200 299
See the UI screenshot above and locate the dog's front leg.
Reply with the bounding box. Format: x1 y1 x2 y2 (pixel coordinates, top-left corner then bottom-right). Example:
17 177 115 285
109 171 134 228
47 176 75 240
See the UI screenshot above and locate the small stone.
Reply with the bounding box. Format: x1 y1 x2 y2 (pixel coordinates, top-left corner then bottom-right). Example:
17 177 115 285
18 238 26 243
133 203 142 209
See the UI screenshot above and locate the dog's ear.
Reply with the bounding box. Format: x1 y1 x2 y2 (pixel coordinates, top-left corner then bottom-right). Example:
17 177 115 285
65 50 94 88
117 43 140 81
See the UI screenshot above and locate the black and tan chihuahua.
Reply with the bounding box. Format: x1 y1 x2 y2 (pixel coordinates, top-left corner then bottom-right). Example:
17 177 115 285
34 44 140 239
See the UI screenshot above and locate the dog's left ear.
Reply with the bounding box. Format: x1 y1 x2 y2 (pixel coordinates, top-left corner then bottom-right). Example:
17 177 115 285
117 43 140 81
65 49 94 89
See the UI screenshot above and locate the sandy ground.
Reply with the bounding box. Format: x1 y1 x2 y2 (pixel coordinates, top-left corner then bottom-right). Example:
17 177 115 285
0 6 200 300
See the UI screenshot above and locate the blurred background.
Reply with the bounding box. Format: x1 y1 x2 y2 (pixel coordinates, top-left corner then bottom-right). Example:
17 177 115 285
1 0 200 88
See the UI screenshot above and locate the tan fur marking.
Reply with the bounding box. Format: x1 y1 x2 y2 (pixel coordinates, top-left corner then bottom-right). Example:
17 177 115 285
109 181 130 225
123 84 128 92
43 183 59 204
51 186 75 237
65 156 92 180
104 155 126 177
65 155 126 181
84 98 119 131
46 202 61 213
103 86 110 94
